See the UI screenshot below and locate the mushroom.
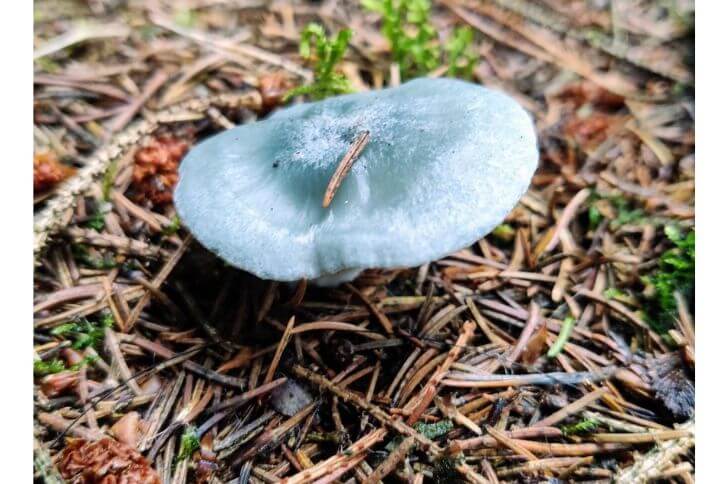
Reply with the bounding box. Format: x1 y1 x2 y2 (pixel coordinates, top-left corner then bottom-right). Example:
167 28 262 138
174 78 538 286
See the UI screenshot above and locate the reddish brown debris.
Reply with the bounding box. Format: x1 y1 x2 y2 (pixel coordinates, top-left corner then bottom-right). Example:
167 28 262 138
258 71 294 112
564 111 616 149
34 151 75 193
110 412 144 449
57 437 161 484
556 80 625 110
40 371 79 397
130 136 189 207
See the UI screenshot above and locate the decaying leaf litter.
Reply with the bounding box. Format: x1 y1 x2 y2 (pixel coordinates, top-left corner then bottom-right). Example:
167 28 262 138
33 0 694 482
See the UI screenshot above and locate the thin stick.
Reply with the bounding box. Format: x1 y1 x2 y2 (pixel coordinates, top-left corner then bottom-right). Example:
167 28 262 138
485 425 539 461
364 436 415 483
532 387 609 427
322 131 370 208
346 282 393 335
291 364 441 452
264 316 296 386
405 321 476 425
281 428 387 484
590 429 692 444
443 367 615 388
448 426 562 454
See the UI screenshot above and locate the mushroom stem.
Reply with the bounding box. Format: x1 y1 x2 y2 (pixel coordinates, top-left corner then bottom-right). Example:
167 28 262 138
322 130 370 208
312 268 362 287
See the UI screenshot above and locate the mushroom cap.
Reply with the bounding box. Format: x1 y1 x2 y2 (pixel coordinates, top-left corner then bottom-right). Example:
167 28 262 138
174 78 538 281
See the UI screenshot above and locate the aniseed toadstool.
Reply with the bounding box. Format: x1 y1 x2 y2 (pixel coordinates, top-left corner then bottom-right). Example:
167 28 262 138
174 78 538 285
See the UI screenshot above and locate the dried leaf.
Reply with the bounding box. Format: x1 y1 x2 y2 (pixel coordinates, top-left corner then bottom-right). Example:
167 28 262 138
58 437 161 484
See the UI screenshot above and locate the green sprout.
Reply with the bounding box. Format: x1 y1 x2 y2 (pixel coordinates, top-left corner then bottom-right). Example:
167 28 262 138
285 23 354 101
547 316 576 358
362 0 476 80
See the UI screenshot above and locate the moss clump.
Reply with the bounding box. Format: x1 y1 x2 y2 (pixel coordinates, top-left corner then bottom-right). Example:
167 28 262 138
644 226 695 333
51 314 114 350
413 419 454 439
176 426 200 462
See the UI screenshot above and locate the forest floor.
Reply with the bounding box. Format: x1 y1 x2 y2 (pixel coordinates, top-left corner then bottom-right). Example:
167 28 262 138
33 1 695 482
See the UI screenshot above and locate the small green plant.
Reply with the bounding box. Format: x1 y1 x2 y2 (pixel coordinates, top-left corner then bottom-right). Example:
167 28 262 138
285 24 354 101
177 426 200 462
33 359 66 376
51 314 114 350
362 0 476 80
445 27 477 78
33 355 97 376
644 226 695 332
561 417 600 436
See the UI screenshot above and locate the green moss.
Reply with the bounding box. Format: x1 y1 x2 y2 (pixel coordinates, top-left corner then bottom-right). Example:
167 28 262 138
644 226 695 333
33 359 66 376
33 355 97 376
285 24 354 101
177 426 200 462
51 314 114 350
413 419 453 439
560 417 600 436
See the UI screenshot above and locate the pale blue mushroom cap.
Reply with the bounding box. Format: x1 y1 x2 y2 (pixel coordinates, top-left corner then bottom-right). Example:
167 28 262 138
174 78 538 283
